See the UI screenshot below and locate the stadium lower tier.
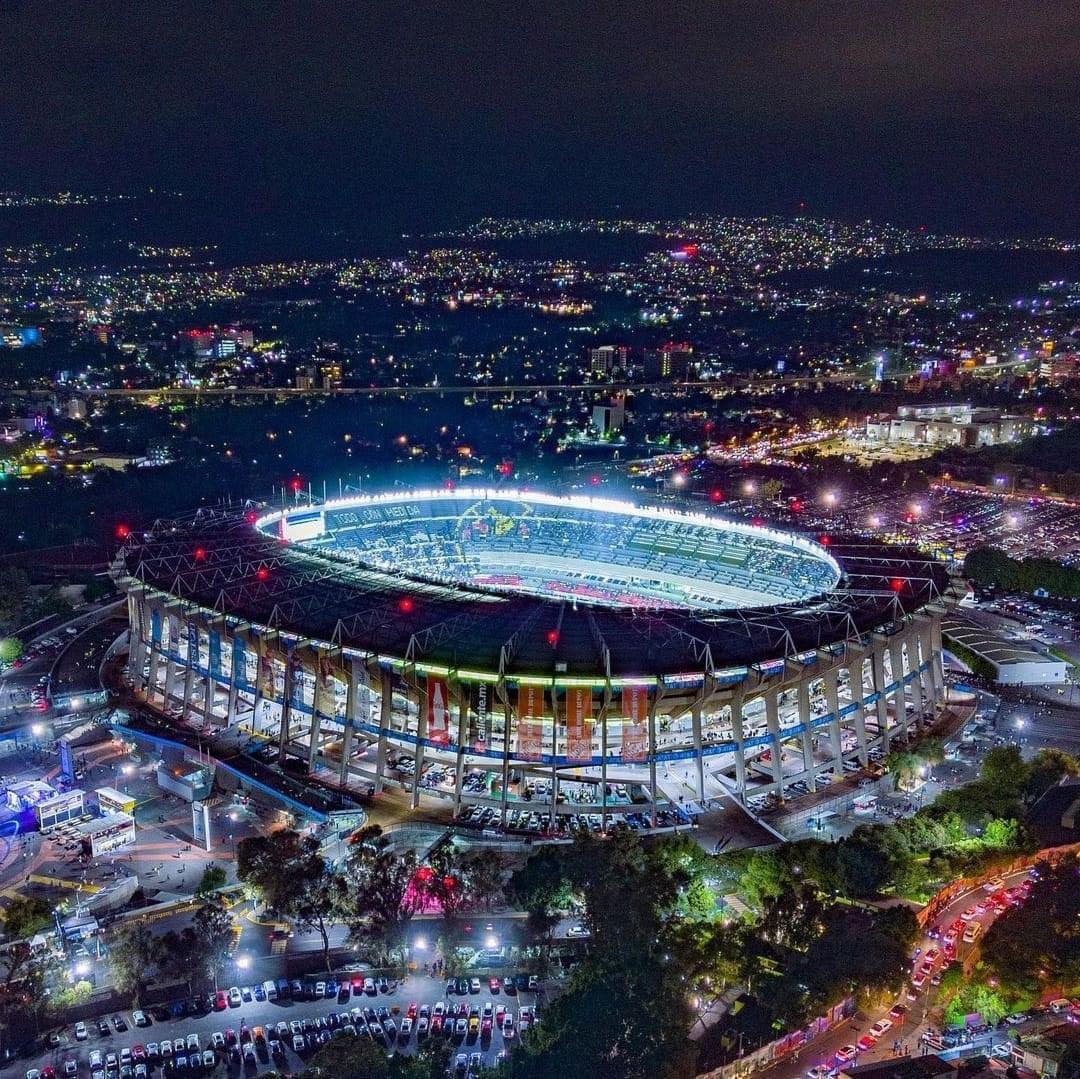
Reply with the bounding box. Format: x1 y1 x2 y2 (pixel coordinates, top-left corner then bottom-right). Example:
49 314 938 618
123 592 947 823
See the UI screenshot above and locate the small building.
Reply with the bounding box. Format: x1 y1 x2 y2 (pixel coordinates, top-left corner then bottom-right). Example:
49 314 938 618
94 787 136 816
6 780 57 811
943 616 1069 685
77 812 136 857
35 789 85 831
155 763 212 802
1010 1024 1080 1077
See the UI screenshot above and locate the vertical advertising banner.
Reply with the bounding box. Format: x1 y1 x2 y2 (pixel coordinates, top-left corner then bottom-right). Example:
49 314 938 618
427 675 451 748
621 685 649 763
150 609 162 647
288 652 306 710
256 635 275 699
469 682 490 751
167 613 180 659
208 629 222 681
350 656 372 726
187 622 199 668
314 652 336 718
231 636 247 689
565 686 593 763
516 684 545 761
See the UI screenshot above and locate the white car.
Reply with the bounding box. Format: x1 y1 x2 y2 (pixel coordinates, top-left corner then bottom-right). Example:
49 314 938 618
503 1015 515 1038
202 1049 215 1067
132 1010 148 1027
89 1051 102 1068
211 1032 225 1049
186 1033 199 1052
228 986 242 1007
159 1039 172 1057
869 1019 892 1038
75 1022 88 1041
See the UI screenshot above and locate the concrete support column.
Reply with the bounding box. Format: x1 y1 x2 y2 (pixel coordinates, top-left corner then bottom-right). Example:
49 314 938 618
126 592 144 684
163 613 181 705
411 677 426 810
147 604 166 704
225 638 241 730
764 689 785 797
907 630 926 728
847 656 870 767
648 696 659 828
339 667 357 787
889 637 908 739
277 655 294 764
454 686 468 818
822 665 844 777
921 621 943 707
374 673 393 794
499 691 512 829
930 614 945 691
306 698 323 773
691 703 706 802
182 622 198 720
729 693 748 800
797 680 816 790
871 641 890 752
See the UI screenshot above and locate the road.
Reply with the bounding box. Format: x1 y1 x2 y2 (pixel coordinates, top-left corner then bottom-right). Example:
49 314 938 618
5 969 546 1078
762 867 1036 1079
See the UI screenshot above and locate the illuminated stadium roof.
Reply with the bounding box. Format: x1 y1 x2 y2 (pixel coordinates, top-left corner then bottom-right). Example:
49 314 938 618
117 490 951 678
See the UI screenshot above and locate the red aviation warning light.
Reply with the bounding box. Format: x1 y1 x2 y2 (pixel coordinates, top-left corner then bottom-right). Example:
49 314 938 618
115 524 131 540
194 547 207 562
891 577 906 593
289 477 303 493
546 629 559 647
709 488 724 503
255 566 270 582
398 597 415 614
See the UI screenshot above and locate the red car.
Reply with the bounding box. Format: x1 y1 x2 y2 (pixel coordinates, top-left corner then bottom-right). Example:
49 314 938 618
214 990 228 1011
407 1002 418 1020
857 1035 876 1052
489 977 502 993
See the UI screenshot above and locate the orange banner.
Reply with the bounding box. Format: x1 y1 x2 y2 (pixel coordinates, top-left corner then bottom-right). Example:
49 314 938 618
516 684 544 761
621 685 648 762
565 686 593 762
427 675 451 748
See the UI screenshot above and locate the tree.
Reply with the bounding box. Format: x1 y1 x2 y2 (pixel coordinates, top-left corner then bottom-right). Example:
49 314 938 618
459 848 509 912
0 637 23 664
0 567 30 629
981 856 1080 996
109 923 158 1005
340 826 421 963
885 750 921 791
513 948 697 1079
192 900 235 991
195 865 227 896
1024 748 1080 803
2 896 53 941
298 1031 390 1078
156 926 200 994
237 829 345 972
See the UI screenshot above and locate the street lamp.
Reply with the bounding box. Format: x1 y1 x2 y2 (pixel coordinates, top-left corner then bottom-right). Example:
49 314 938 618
484 934 498 950
413 936 427 952
31 723 44 737
235 954 252 971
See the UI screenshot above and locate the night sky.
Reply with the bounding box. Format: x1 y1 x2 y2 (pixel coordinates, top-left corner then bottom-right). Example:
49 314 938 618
3 2 1078 237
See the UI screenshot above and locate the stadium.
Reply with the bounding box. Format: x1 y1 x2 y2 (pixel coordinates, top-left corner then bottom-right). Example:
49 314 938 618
114 489 955 831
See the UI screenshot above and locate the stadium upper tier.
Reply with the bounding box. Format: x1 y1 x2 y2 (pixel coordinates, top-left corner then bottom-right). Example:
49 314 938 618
118 490 951 677
284 493 841 609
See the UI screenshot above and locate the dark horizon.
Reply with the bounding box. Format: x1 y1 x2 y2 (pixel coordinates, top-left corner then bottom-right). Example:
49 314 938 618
2 3 1079 240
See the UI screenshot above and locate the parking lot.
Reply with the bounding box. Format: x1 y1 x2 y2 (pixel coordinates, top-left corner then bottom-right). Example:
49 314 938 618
11 969 545 1079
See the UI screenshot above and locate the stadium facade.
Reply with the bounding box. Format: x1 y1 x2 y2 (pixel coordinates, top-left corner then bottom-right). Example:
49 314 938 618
114 490 954 826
